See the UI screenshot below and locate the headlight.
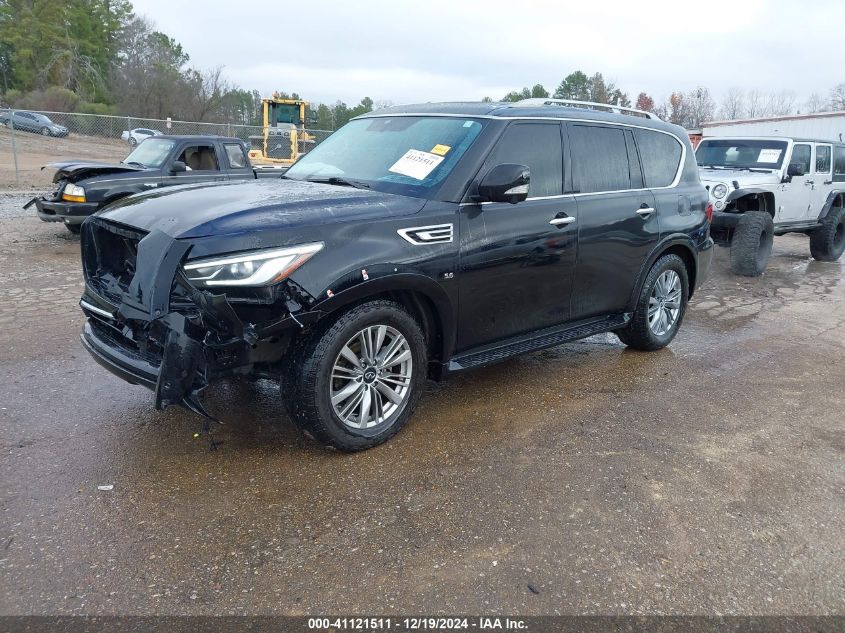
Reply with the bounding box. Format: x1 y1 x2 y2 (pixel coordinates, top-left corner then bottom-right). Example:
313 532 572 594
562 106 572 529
712 183 728 199
183 243 323 287
62 184 86 202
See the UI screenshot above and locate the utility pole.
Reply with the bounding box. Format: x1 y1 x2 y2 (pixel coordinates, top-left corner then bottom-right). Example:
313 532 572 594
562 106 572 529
8 111 19 187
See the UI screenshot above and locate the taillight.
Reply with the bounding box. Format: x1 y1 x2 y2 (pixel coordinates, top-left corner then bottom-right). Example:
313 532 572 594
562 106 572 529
705 202 714 223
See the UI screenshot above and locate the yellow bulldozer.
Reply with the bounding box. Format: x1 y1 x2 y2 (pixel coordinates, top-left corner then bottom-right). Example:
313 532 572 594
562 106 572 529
248 93 318 167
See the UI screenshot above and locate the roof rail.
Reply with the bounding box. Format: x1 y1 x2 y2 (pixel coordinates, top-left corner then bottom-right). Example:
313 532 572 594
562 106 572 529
512 98 658 120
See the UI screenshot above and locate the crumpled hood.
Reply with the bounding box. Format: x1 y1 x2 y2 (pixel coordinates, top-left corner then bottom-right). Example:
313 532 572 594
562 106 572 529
98 178 427 238
698 167 781 192
45 160 142 182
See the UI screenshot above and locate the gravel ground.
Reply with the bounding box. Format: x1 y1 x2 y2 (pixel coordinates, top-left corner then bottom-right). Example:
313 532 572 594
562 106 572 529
0 194 38 219
0 217 843 616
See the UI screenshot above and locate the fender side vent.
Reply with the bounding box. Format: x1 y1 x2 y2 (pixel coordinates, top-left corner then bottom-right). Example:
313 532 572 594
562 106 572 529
397 223 453 245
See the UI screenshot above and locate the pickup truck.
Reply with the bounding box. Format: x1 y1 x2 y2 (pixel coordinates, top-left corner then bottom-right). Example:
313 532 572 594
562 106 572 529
25 135 285 233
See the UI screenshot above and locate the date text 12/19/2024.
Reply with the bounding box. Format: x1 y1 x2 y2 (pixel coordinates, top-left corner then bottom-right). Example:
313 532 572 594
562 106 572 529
308 617 528 630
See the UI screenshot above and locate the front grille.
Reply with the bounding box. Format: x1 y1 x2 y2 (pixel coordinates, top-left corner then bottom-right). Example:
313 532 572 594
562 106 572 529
266 129 293 160
82 219 147 303
88 317 163 367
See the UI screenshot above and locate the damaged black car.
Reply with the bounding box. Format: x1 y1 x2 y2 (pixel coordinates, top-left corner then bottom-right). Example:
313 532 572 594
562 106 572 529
80 100 712 451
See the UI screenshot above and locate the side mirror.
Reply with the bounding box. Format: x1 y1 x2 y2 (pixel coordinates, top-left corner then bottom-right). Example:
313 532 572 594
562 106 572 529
171 160 186 174
475 163 530 204
787 162 806 177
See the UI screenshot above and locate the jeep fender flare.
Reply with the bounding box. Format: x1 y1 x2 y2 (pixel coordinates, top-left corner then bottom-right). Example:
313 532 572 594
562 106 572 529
310 272 457 360
627 235 700 311
817 190 845 220
725 187 775 213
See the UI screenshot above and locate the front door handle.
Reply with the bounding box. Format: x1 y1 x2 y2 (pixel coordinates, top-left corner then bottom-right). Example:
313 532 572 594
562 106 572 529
636 205 657 218
549 213 576 227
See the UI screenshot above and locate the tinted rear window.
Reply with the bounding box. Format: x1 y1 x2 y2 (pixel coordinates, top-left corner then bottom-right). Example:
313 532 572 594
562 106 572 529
569 125 631 193
635 129 682 188
835 146 845 180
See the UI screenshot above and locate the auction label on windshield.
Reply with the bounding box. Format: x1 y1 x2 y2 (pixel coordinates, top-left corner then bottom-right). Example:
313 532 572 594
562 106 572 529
389 149 444 180
757 148 782 163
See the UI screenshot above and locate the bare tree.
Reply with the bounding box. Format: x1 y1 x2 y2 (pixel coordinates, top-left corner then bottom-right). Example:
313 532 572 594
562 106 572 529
766 90 796 116
719 87 745 120
686 87 716 128
805 92 828 113
746 89 766 118
186 66 230 121
830 83 845 110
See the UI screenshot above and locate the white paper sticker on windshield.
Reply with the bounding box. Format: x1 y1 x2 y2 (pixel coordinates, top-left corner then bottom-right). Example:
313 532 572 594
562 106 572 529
757 149 782 163
389 149 444 180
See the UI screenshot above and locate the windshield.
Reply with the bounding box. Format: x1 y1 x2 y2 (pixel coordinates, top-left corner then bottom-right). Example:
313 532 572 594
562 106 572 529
123 138 175 168
284 116 485 198
696 139 789 170
272 104 301 125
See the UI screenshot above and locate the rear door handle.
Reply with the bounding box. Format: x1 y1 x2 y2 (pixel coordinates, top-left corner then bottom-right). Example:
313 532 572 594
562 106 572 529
549 214 576 226
636 206 657 218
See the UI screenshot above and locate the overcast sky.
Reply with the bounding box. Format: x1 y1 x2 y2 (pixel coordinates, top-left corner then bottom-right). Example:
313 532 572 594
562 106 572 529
131 0 842 108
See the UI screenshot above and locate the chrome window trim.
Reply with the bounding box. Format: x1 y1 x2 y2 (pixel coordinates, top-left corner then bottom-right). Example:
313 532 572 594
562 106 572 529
460 188 657 206
354 113 687 196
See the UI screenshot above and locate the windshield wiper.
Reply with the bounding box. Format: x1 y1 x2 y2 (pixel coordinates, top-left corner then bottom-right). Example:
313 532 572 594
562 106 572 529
306 176 371 189
700 165 773 173
123 161 145 168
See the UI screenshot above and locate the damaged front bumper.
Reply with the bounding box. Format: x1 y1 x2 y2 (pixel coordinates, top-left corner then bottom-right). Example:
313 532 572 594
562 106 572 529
25 194 98 224
78 218 316 417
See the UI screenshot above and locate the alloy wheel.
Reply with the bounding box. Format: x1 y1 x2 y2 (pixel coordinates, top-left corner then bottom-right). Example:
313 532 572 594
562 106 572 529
648 270 682 336
330 325 413 430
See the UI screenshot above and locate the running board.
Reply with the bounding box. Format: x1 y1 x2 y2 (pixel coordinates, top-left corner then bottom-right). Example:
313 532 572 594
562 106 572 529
446 314 630 372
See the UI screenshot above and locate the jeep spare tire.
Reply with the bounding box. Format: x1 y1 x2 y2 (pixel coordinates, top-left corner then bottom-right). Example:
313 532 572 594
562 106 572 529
810 206 845 262
730 211 774 276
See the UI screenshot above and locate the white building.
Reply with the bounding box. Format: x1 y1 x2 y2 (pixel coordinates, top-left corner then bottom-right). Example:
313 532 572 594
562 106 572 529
701 111 845 142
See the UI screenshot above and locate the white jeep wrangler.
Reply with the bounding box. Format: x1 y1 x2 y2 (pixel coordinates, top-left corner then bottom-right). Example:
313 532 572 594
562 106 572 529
697 137 845 275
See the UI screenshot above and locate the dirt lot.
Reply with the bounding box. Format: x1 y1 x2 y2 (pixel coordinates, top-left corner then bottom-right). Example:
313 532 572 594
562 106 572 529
0 215 843 616
0 128 128 190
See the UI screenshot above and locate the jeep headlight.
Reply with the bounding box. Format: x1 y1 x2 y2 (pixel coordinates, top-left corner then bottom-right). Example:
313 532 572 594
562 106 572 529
712 183 728 199
183 243 323 287
62 184 86 203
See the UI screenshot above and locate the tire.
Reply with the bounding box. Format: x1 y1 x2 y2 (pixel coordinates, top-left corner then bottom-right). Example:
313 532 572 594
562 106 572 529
282 300 427 451
809 206 845 262
65 223 81 234
3 121 9 128
128 136 137 147
617 254 689 351
40 126 51 136
729 211 774 276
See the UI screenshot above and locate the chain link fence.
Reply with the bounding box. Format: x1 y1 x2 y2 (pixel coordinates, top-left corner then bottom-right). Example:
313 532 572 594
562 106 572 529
0 108 333 189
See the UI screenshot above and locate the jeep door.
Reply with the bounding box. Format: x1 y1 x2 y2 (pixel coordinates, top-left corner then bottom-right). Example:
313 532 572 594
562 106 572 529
566 122 659 320
778 142 812 221
809 143 834 217
457 121 578 351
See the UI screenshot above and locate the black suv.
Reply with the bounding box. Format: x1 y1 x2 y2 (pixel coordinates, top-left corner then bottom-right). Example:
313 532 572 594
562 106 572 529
79 100 713 451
